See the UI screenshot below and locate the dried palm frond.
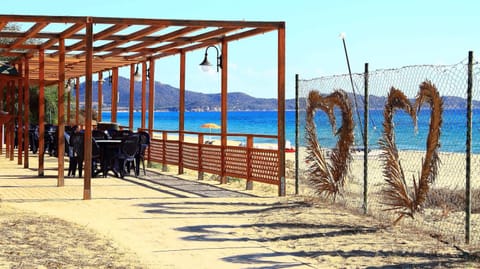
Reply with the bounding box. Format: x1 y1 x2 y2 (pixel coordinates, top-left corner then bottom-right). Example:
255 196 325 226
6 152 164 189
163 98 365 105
379 87 417 223
305 90 355 201
411 81 443 207
380 82 443 224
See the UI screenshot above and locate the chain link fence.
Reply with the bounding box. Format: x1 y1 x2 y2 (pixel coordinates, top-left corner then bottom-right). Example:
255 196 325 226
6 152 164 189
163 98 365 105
296 52 480 248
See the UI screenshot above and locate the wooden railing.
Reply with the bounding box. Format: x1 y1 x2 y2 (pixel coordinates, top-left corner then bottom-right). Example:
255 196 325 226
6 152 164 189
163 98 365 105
142 129 281 187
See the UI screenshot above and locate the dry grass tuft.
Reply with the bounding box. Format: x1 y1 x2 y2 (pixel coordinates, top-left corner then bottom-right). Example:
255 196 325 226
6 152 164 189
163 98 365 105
0 205 144 268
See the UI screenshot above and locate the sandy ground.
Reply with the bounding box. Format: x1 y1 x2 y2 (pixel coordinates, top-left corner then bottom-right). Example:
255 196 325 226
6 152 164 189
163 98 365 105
0 150 479 268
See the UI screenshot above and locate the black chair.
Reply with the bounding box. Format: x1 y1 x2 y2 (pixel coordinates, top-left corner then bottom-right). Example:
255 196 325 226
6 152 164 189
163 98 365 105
45 124 57 156
91 140 102 177
114 134 140 178
97 140 122 178
112 129 133 139
135 131 150 176
106 129 118 139
92 129 108 140
14 124 18 148
69 133 102 178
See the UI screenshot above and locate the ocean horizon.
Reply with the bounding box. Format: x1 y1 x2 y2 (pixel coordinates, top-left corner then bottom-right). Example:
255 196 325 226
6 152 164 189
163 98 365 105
101 109 480 153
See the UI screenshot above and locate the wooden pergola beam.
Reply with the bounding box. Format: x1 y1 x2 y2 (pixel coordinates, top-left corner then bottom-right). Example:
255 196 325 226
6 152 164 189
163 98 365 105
90 25 166 54
0 32 194 43
27 56 139 82
0 14 286 198
91 16 282 29
0 21 7 31
127 27 236 60
0 44 38 49
94 24 130 40
101 26 202 58
8 22 47 49
38 23 86 51
52 24 129 58
2 15 283 79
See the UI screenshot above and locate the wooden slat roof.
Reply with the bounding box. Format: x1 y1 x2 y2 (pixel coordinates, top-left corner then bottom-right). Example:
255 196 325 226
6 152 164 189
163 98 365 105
0 15 284 83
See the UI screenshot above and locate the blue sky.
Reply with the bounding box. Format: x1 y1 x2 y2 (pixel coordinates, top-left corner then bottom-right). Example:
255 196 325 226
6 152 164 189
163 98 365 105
3 0 479 98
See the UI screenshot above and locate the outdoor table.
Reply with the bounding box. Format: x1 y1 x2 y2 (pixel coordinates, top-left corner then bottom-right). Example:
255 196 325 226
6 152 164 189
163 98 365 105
95 139 122 143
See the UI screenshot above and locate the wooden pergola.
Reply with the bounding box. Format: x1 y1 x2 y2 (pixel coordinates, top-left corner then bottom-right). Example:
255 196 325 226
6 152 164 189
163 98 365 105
0 15 286 199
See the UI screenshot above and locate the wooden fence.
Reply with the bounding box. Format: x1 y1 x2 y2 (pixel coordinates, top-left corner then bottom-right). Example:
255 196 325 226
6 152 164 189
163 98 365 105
144 129 281 188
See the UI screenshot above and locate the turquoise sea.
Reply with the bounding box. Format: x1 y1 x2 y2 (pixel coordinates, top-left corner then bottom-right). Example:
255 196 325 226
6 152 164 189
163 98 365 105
101 109 480 153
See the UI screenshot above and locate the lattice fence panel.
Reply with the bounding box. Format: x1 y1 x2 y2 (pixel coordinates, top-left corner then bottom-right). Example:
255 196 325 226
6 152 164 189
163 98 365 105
164 140 179 165
182 142 199 170
200 145 222 175
224 146 248 178
250 149 279 185
148 138 164 163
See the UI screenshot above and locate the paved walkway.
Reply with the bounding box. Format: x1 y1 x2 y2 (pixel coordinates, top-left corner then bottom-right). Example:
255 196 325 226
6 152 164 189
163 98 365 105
0 153 314 268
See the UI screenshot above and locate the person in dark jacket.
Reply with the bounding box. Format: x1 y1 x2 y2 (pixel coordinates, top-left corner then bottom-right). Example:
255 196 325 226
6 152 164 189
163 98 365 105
67 125 80 177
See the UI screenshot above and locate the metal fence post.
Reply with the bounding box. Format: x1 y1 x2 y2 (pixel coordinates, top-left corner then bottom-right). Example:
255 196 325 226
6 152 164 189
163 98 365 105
466 51 473 244
363 63 369 214
295 74 299 195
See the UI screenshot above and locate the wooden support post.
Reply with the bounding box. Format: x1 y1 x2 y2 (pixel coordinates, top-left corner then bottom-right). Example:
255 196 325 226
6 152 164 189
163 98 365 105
83 18 93 200
179 53 185 175
129 64 134 130
57 38 65 187
220 41 228 184
97 73 103 122
111 67 118 123
10 80 14 161
23 57 30 168
198 134 204 180
17 64 23 165
141 62 147 130
162 131 167 172
67 80 75 127
6 81 13 160
67 89 71 126
38 49 45 176
4 81 8 158
148 58 155 169
246 135 253 190
75 77 79 126
0 79 3 155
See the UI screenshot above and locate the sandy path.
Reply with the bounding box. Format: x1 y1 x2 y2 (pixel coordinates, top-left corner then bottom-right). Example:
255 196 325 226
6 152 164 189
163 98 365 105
0 158 312 268
0 152 478 268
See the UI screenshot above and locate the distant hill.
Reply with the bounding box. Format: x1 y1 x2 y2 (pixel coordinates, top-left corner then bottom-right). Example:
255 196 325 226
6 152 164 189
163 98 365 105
78 76 296 111
348 93 480 110
77 77 479 111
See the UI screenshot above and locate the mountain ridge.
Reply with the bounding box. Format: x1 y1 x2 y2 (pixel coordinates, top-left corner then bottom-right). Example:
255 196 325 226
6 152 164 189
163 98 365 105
77 76 295 111
77 76 479 111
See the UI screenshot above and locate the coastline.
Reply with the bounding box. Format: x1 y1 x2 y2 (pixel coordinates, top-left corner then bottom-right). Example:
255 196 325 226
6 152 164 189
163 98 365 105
101 109 480 154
